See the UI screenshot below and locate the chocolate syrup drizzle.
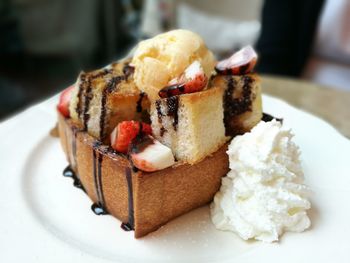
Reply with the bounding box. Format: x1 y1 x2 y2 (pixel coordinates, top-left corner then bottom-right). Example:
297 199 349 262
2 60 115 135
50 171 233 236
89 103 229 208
136 92 145 113
122 64 135 79
62 143 137 229
76 73 86 119
76 68 113 132
121 167 134 231
91 141 108 215
155 100 166 136
262 113 283 123
223 75 253 135
82 78 93 130
62 117 85 190
63 165 85 192
166 96 179 130
154 95 180 135
99 76 126 140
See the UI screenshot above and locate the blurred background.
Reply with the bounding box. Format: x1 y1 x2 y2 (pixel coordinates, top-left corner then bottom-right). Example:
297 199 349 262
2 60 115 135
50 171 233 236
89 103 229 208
1 0 350 121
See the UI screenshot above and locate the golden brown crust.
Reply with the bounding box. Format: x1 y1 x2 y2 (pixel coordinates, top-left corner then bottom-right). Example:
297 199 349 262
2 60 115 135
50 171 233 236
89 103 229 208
58 112 229 238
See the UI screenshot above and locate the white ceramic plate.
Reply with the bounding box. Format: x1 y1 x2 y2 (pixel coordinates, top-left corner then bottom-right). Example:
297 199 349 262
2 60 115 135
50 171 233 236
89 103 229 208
1 95 350 263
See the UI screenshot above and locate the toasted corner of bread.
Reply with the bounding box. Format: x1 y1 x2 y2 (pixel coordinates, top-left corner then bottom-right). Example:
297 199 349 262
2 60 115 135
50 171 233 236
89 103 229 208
211 73 262 135
68 60 151 141
150 87 228 164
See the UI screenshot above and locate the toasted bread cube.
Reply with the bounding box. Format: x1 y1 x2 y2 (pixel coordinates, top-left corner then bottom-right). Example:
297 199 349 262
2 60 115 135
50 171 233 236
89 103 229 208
69 60 150 141
150 87 228 164
211 73 262 135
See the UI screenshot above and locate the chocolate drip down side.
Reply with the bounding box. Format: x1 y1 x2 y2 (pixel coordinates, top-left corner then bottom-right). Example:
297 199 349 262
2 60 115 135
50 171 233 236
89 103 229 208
155 100 166 137
76 73 86 120
75 68 113 133
63 165 85 192
80 70 111 130
121 167 135 231
99 76 125 140
136 92 145 113
91 141 108 215
122 63 135 80
223 75 253 135
82 77 93 131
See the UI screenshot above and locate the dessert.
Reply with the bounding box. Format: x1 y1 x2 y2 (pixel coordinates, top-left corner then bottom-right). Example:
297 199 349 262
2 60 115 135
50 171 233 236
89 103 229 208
211 120 311 242
57 29 263 238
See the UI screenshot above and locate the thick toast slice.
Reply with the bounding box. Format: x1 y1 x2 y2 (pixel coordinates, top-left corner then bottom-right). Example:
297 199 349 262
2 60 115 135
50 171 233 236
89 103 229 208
58 112 229 238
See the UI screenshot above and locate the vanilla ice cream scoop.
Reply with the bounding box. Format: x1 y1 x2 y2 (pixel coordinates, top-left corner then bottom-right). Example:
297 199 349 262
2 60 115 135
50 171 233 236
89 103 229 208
210 120 311 242
131 29 216 100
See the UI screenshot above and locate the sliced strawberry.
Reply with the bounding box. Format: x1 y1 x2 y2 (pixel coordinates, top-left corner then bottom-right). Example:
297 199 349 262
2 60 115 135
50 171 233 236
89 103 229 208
110 121 152 153
215 46 258 75
57 85 74 117
129 134 175 172
158 60 208 98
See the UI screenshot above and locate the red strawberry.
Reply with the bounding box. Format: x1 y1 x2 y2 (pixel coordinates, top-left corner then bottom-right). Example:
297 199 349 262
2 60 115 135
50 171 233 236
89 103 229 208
129 134 175 172
158 60 208 98
57 85 74 117
110 121 152 153
215 46 257 75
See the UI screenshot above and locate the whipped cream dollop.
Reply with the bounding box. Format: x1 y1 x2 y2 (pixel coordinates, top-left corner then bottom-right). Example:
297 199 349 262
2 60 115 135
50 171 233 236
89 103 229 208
210 120 311 242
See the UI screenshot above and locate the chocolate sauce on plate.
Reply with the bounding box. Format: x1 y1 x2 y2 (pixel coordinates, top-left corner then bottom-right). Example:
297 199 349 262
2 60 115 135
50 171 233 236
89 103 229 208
91 202 107 215
121 222 134 231
63 165 85 192
262 113 283 123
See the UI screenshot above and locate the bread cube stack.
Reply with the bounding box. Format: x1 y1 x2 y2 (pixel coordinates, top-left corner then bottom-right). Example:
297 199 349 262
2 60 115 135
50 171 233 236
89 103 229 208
67 30 262 165
69 60 149 141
